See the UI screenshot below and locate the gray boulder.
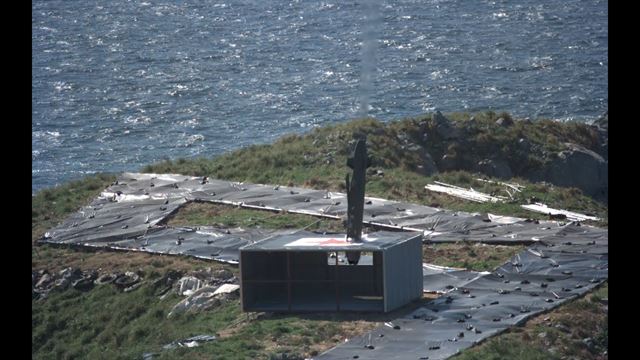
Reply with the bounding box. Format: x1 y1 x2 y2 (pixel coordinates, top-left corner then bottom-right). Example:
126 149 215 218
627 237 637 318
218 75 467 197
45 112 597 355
545 143 608 201
35 273 53 289
414 151 439 176
167 285 236 318
593 111 608 131
593 111 608 160
432 111 459 140
476 159 513 179
495 117 514 127
439 154 458 171
517 138 531 152
174 276 205 296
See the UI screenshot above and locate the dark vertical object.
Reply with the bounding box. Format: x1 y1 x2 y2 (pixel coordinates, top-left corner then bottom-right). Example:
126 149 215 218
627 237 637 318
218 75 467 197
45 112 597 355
240 251 245 311
345 138 370 264
335 254 340 311
287 252 292 311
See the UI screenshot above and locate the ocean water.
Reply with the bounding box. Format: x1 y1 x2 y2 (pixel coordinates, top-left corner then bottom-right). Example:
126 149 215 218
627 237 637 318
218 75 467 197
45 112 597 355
32 0 608 193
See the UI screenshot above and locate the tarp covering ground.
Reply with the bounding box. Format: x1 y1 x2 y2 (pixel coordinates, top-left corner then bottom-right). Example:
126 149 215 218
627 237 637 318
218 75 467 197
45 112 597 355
316 224 607 359
43 172 582 255
40 173 608 359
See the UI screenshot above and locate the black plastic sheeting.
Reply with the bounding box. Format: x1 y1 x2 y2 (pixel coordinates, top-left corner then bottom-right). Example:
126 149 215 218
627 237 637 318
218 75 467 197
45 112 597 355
421 264 488 295
315 223 608 360
43 173 580 250
40 173 608 359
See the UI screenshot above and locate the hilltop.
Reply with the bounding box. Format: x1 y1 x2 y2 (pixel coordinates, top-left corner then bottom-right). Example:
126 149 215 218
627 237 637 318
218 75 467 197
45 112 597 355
32 111 608 359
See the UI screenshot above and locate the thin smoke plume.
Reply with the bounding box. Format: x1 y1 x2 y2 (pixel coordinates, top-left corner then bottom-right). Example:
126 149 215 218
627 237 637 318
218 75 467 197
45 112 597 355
358 0 381 119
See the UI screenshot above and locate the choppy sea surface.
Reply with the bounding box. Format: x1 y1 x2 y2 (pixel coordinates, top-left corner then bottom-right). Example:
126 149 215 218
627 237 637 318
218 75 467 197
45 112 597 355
32 0 607 193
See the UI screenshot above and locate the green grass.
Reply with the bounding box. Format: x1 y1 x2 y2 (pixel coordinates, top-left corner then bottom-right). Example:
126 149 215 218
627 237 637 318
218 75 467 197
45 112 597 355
165 202 344 233
453 333 560 360
32 281 248 359
424 243 526 271
32 278 382 360
32 173 116 243
453 282 608 360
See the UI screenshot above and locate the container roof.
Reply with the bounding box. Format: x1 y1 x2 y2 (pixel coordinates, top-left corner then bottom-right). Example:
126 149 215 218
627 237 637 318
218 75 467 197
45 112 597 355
240 230 421 252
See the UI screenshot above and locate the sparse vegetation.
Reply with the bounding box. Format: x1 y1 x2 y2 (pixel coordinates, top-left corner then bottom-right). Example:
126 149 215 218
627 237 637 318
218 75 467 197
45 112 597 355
423 243 525 271
453 282 608 360
165 202 344 233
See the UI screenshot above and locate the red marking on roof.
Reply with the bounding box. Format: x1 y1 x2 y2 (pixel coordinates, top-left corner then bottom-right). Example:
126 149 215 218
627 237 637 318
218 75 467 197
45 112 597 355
318 238 349 246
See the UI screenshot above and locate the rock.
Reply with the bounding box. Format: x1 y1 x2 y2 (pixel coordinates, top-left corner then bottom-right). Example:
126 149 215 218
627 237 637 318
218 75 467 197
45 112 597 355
52 277 71 291
582 337 596 351
72 277 94 291
168 286 222 317
213 284 240 297
554 323 571 333
213 269 234 281
191 268 214 281
517 138 531 152
545 143 608 201
476 159 513 179
95 273 118 285
496 117 514 127
162 335 216 350
83 270 98 280
59 267 82 280
417 151 439 176
598 297 608 305
432 111 459 140
124 281 144 293
594 112 608 160
174 276 204 296
114 272 141 289
35 273 53 289
598 139 608 161
152 271 182 296
440 154 458 171
593 111 608 131
152 269 181 287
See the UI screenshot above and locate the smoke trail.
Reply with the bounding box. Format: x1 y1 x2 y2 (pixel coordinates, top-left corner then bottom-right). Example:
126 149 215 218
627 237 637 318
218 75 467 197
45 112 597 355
358 0 381 119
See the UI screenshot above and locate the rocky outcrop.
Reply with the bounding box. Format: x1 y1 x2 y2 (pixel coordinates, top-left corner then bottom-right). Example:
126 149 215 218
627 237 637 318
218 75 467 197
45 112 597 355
476 159 513 180
168 284 240 318
439 154 458 171
593 111 608 131
432 111 460 140
594 112 608 160
543 143 608 202
417 151 438 176
495 117 514 127
415 111 609 202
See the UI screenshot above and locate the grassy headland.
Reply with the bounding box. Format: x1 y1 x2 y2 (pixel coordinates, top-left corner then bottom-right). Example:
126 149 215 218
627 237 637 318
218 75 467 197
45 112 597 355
32 112 608 359
143 111 607 224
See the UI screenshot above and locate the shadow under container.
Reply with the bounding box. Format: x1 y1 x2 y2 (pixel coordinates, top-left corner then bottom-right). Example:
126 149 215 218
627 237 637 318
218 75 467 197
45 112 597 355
240 231 423 313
